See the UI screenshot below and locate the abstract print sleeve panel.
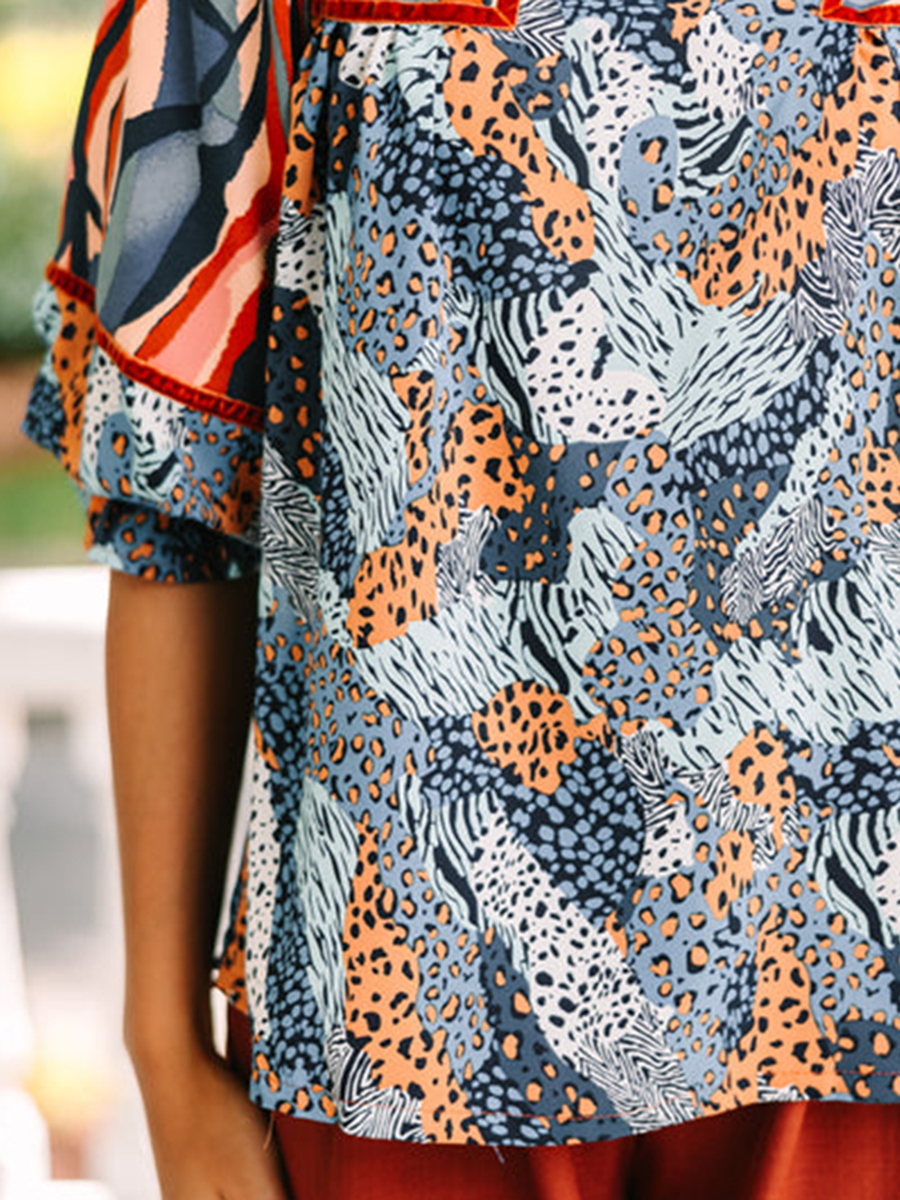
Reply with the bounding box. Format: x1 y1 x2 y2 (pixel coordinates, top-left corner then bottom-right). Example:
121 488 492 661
22 0 294 580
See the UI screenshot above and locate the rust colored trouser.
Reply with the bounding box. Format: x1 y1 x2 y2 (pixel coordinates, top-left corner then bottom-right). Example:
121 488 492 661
227 1006 900 1200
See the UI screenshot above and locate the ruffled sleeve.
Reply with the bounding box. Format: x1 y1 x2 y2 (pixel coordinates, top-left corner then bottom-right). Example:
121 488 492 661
22 0 294 581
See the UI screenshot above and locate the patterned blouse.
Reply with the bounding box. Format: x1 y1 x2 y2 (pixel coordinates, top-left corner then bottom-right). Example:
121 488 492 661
23 0 900 1147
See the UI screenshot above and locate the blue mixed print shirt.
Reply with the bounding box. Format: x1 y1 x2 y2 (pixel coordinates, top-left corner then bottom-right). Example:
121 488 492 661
23 0 900 1146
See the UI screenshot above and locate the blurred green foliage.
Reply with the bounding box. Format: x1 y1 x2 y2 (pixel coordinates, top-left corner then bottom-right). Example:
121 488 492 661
0 2 100 358
0 0 100 26
0 0 98 564
0 454 85 564
0 157 62 358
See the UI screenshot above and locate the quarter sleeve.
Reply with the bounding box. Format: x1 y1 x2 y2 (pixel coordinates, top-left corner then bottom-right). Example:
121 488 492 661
21 0 293 580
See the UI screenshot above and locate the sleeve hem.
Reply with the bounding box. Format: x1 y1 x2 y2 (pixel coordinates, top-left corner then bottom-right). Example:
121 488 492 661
85 497 261 583
23 275 263 554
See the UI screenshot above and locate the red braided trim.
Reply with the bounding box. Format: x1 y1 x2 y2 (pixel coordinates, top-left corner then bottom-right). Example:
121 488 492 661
45 261 265 433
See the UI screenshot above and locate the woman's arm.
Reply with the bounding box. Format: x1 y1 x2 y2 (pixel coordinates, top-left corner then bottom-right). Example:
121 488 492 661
105 569 289 1200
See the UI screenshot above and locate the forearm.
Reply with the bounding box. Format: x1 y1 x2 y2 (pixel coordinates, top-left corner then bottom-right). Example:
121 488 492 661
105 570 257 1068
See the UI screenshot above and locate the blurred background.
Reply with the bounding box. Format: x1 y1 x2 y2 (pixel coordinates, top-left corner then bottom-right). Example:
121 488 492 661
0 0 95 557
2 0 164 1194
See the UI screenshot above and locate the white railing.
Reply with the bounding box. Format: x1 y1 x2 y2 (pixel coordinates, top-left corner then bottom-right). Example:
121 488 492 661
0 566 121 1200
0 564 248 1200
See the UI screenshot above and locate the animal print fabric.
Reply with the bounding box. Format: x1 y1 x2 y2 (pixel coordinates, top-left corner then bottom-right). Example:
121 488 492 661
22 0 900 1148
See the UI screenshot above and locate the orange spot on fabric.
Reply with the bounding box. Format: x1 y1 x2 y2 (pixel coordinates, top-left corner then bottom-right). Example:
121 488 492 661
343 815 482 1143
726 726 797 850
704 831 756 920
472 681 600 794
443 30 593 263
689 36 900 308
704 907 848 1114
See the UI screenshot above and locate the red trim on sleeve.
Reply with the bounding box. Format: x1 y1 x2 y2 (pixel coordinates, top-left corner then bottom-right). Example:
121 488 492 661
317 0 520 28
95 328 266 430
818 0 900 22
46 260 96 307
45 261 265 433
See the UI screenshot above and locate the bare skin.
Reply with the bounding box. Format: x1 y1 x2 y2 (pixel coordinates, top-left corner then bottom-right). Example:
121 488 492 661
105 569 290 1200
